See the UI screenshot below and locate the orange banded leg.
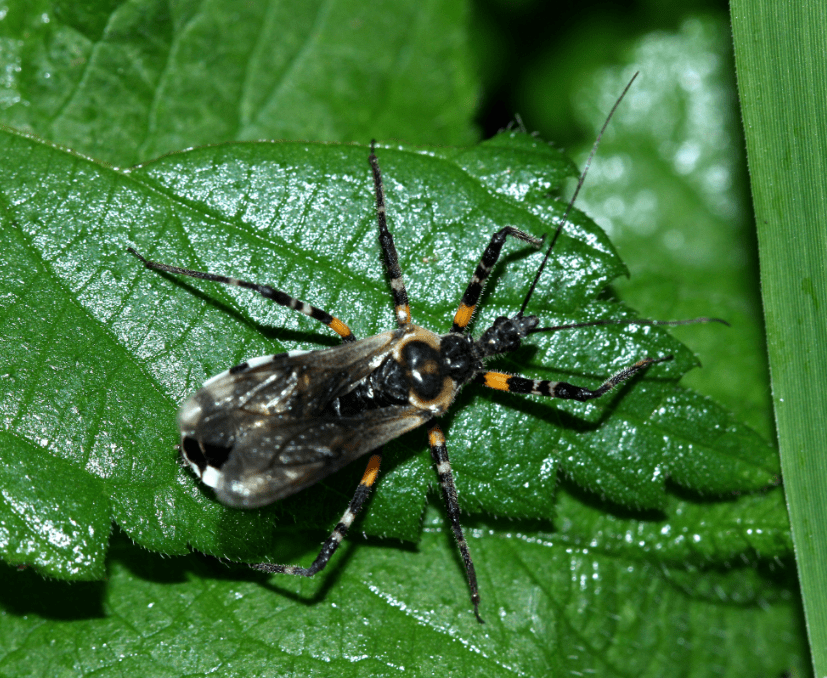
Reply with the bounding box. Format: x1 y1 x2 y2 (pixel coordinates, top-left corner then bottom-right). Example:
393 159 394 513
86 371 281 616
451 227 544 333
369 142 411 327
251 452 383 577
474 355 673 400
127 248 355 342
427 424 483 624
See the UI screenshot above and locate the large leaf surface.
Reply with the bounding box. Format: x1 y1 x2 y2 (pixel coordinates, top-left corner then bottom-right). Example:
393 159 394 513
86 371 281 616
0 127 781 581
0 512 801 677
0 3 801 675
0 0 476 165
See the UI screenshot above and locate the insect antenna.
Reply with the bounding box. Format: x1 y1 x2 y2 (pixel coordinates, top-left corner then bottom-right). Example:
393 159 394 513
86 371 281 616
529 316 730 336
514 73 727 339
518 71 639 319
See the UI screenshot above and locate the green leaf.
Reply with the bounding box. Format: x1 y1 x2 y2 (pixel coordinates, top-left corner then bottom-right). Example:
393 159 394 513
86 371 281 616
1 0 477 165
732 2 827 676
0 3 803 674
0 126 780 579
0 518 803 677
0 432 110 578
564 18 773 443
555 484 792 564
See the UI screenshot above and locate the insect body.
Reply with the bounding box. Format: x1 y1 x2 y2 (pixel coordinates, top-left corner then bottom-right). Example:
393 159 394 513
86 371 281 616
128 78 721 623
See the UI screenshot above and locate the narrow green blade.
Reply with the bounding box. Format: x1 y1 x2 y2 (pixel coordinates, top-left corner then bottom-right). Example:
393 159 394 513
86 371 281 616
732 2 827 675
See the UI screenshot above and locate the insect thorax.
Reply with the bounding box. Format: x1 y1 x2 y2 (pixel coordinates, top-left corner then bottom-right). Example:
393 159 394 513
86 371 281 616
368 314 541 414
377 325 473 414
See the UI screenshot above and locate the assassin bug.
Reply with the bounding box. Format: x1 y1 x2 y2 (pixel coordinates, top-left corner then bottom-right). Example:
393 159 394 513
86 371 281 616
128 74 723 623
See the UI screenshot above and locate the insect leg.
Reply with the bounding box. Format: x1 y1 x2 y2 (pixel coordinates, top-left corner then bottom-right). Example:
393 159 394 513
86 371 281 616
427 424 483 624
474 355 672 401
451 227 545 334
250 452 382 577
369 142 411 328
127 248 356 342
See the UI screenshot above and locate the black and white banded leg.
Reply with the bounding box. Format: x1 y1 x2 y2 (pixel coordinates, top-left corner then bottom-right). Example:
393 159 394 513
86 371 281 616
127 248 356 342
251 452 383 577
451 227 545 334
474 355 673 400
427 423 483 624
369 141 412 328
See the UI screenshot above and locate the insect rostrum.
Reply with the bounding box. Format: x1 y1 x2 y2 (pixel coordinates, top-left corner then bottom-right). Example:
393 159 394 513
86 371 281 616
128 89 721 623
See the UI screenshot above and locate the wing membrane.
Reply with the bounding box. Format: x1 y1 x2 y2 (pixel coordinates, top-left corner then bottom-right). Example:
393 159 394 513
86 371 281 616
180 330 402 429
213 405 429 507
178 328 430 507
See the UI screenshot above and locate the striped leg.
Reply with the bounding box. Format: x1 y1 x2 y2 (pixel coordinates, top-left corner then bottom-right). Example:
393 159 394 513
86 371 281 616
127 248 355 342
369 142 411 328
451 227 544 333
474 355 673 401
251 452 383 577
428 424 483 624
